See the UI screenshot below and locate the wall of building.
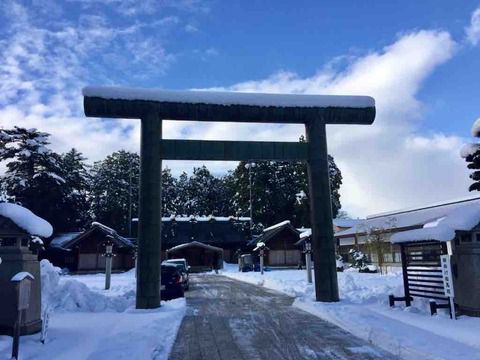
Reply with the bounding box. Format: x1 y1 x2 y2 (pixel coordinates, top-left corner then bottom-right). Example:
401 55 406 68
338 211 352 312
266 228 302 266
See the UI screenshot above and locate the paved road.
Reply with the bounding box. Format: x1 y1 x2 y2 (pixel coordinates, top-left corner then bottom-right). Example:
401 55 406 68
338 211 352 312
169 275 395 360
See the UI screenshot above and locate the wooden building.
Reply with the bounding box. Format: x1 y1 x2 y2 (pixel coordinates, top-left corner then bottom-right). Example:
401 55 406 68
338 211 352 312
166 241 223 272
132 216 250 263
251 220 301 266
46 222 135 272
334 196 480 271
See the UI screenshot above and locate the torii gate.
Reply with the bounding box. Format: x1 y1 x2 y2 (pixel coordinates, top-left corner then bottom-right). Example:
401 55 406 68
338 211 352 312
83 87 375 309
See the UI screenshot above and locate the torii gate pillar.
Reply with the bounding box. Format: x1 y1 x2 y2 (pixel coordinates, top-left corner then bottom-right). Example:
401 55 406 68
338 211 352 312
137 114 162 308
306 119 339 301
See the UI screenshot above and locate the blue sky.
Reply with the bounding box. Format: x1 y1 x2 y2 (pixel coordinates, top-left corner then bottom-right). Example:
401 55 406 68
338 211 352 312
1 0 480 217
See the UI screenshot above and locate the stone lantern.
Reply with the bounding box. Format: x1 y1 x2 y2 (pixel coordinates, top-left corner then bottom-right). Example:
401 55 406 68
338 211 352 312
0 203 52 335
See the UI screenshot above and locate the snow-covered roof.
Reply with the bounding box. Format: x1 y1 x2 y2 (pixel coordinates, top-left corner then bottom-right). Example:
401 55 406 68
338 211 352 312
11 272 34 282
166 241 223 253
83 86 375 109
333 218 364 228
49 222 133 250
0 202 53 237
49 232 82 248
132 215 250 222
334 196 480 243
299 229 311 239
295 219 361 240
263 220 291 232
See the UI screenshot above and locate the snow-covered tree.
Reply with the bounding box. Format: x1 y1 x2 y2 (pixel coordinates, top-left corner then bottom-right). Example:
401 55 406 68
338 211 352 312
348 249 369 269
162 167 178 216
461 118 480 191
174 171 191 215
226 142 343 228
58 148 91 231
186 166 231 216
359 217 397 274
0 127 66 229
89 150 139 235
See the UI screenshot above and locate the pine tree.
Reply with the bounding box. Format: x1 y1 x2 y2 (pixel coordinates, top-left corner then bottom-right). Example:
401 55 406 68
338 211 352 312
226 152 343 229
162 167 178 216
58 148 91 231
89 150 140 235
0 127 66 229
185 166 227 216
175 172 190 215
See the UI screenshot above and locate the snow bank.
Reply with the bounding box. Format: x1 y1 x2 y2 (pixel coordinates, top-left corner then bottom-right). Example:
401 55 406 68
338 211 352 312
0 260 187 360
0 202 53 237
41 260 135 312
220 266 480 359
83 86 375 109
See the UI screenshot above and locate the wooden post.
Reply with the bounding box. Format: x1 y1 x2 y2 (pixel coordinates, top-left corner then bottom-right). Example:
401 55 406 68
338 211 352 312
11 310 21 360
305 241 312 284
306 120 339 302
400 244 411 307
136 113 162 309
10 272 34 360
260 249 264 275
104 243 113 290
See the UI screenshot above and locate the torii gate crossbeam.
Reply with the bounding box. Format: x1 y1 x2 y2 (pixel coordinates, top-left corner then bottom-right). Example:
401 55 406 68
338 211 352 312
83 86 375 309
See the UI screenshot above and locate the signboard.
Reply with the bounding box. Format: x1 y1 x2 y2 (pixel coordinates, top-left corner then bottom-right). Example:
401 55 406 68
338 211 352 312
440 255 455 298
17 281 31 310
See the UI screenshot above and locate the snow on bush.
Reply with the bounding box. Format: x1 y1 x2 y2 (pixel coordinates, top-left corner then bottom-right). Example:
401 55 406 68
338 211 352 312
460 143 480 158
471 117 480 137
40 260 135 313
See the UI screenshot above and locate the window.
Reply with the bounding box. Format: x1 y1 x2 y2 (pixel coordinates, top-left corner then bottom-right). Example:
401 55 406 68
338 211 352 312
476 233 480 242
0 237 17 246
460 234 472 243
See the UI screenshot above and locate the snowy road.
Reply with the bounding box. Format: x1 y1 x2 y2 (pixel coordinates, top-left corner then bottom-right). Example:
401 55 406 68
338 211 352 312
169 275 395 360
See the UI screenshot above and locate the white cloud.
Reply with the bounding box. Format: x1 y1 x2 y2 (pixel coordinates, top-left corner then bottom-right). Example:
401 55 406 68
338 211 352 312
185 24 199 33
466 7 480 45
0 0 182 162
191 30 471 217
0 1 473 218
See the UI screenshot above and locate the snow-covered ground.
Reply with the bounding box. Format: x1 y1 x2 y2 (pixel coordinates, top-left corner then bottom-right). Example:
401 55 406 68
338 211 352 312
0 261 186 360
221 264 480 360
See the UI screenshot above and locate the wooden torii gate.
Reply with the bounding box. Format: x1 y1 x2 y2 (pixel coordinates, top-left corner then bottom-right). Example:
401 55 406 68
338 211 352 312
83 87 375 309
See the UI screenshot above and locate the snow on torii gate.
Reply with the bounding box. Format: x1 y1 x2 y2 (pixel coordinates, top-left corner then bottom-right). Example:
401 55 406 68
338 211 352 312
83 86 376 309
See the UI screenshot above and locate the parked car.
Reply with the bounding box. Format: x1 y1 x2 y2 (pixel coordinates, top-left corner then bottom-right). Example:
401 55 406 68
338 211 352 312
163 258 190 290
161 263 185 300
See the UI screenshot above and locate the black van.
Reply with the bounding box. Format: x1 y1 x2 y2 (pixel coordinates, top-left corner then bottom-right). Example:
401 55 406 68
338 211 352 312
161 263 185 300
